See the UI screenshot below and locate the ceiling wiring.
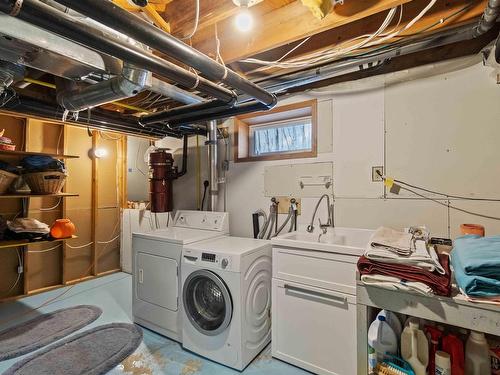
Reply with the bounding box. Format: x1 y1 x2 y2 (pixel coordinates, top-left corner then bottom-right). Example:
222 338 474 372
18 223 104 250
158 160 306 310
240 0 440 71
180 0 200 40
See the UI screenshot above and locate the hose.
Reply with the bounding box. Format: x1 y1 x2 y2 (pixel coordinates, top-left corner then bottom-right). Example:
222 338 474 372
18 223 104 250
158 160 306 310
275 207 293 237
258 207 272 239
266 209 276 240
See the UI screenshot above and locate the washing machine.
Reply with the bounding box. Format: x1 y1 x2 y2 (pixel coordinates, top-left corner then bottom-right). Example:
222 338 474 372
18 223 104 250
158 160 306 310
181 236 272 371
132 210 229 342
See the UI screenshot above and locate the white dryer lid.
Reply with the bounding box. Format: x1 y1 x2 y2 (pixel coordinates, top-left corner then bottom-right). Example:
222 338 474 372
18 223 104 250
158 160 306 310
133 227 225 244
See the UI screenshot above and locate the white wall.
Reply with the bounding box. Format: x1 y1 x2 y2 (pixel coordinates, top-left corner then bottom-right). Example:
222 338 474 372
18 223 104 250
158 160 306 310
151 57 500 239
127 136 150 202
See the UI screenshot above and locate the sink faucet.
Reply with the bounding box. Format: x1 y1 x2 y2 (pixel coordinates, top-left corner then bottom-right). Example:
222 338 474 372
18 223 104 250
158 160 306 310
306 194 334 233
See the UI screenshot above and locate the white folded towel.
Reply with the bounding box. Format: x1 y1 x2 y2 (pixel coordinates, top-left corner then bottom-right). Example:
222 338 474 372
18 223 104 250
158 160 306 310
369 227 414 256
366 227 445 274
361 274 434 295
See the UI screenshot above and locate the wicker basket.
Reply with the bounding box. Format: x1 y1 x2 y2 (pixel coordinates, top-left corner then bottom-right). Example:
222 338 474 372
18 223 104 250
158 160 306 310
23 171 67 194
0 169 17 194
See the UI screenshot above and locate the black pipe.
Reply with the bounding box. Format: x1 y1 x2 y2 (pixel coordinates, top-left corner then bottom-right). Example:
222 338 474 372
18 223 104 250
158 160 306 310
153 101 270 128
2 96 167 137
141 100 237 126
0 0 235 104
51 0 277 107
176 134 189 178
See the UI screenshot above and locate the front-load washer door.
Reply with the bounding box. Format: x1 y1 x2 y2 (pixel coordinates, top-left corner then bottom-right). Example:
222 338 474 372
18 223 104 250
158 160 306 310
136 252 178 311
183 270 233 336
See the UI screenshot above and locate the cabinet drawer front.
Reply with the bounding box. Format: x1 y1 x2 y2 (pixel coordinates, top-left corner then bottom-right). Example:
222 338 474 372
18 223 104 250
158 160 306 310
272 279 357 375
273 246 358 295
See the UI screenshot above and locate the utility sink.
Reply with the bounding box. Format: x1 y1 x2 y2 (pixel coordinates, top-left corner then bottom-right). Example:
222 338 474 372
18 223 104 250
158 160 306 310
272 227 374 257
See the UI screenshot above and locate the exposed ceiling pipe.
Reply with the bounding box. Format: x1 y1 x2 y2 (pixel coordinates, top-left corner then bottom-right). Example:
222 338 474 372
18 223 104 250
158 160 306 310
207 120 219 212
1 96 167 137
50 0 277 108
57 62 150 112
150 78 203 105
473 0 500 38
149 101 269 129
0 61 24 95
141 100 231 125
246 23 487 99
0 0 236 104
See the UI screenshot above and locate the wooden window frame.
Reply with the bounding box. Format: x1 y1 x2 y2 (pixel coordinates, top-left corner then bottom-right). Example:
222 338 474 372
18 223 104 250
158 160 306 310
234 99 318 163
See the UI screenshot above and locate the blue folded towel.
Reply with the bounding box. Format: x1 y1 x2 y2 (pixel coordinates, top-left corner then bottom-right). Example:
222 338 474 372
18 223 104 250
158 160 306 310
451 235 500 297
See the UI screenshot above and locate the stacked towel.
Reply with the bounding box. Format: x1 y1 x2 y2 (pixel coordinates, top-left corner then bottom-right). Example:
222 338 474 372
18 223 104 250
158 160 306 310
359 227 452 296
365 227 445 274
451 235 500 299
358 254 452 296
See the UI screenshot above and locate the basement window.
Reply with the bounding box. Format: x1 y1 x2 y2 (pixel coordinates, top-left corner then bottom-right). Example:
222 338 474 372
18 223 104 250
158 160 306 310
234 100 317 162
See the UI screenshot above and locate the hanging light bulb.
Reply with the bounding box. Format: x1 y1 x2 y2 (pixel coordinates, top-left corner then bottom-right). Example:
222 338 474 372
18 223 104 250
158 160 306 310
234 7 253 32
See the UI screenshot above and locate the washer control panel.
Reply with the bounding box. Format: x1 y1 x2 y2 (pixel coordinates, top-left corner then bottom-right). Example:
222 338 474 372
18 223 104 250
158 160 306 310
184 250 231 270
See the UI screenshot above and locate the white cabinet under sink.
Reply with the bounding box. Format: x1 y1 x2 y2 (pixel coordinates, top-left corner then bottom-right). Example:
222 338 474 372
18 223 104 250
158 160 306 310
271 228 373 375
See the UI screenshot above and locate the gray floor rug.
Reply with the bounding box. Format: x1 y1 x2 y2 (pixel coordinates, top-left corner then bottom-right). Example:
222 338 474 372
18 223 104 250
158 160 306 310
3 323 143 375
0 305 102 361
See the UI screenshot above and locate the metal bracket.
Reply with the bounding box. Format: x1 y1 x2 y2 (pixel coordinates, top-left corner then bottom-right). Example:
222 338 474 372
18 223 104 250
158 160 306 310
11 0 23 17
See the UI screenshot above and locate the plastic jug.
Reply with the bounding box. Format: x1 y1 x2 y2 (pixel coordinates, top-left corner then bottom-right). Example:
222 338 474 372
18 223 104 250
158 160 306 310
442 333 464 375
401 320 429 375
368 315 398 373
378 310 403 339
465 331 491 375
435 351 451 375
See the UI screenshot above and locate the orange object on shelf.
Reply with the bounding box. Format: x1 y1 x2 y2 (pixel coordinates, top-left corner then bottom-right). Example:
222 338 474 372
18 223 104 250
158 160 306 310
460 224 485 237
50 219 76 239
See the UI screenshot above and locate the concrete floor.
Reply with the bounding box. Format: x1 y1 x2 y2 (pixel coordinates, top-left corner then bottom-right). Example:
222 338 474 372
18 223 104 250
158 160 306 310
0 273 309 375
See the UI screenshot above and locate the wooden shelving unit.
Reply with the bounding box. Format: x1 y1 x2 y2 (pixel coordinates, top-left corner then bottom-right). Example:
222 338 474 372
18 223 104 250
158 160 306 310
0 193 79 199
356 281 500 374
0 150 79 159
0 236 77 250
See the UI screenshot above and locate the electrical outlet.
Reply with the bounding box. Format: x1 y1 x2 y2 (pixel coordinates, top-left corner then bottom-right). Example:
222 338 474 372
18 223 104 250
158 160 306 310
372 166 384 182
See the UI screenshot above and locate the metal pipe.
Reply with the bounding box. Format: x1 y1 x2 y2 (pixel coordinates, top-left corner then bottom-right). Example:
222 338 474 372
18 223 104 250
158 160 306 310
141 100 232 125
1 96 166 137
50 0 277 107
57 62 150 111
153 101 269 128
176 134 189 178
0 0 235 103
473 0 500 38
207 120 218 212
250 24 480 97
150 78 203 105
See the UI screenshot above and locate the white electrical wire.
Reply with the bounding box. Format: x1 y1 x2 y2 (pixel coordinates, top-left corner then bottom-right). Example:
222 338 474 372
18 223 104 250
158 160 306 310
1 249 22 297
65 232 120 249
28 243 62 254
39 198 62 211
180 0 200 40
241 0 437 70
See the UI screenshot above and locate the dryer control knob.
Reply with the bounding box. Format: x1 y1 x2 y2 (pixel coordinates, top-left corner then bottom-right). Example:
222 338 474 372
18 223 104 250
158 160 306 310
221 258 229 269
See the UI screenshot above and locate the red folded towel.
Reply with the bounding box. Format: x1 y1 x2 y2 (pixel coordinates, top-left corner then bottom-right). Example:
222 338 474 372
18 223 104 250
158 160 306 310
357 253 452 296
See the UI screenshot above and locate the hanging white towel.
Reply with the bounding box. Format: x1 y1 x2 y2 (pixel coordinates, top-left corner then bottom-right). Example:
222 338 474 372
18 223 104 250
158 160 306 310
369 227 414 256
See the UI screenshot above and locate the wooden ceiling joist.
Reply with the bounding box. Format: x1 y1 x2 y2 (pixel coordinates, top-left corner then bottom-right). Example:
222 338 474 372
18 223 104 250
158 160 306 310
190 0 415 63
235 0 488 76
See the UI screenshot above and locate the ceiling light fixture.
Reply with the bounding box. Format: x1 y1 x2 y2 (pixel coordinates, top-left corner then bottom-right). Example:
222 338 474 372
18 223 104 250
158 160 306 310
233 0 255 32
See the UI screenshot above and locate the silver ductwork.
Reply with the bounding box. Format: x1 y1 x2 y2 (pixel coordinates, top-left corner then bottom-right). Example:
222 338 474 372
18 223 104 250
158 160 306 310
57 62 150 112
0 60 25 95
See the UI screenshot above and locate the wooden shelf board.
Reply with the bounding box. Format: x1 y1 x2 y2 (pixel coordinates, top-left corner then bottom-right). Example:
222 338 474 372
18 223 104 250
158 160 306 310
0 150 79 159
0 236 77 250
0 193 79 199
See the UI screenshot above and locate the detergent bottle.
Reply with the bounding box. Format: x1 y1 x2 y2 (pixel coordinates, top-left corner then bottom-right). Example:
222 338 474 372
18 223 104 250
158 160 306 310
465 331 491 375
378 310 403 340
401 319 429 375
368 315 398 373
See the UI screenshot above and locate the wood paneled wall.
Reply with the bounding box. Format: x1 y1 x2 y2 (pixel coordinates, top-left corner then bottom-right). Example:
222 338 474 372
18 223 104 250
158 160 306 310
0 113 125 301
